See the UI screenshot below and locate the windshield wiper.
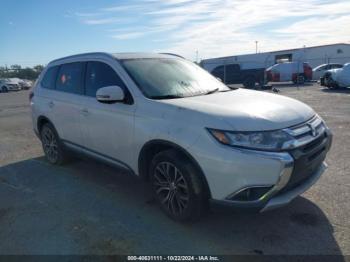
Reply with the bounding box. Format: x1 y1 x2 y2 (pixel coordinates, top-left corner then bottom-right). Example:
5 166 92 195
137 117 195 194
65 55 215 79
205 88 219 95
149 94 185 100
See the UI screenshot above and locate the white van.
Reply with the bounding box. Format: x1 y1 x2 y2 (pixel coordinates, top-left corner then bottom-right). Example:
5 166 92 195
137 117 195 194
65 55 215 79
30 52 332 221
266 62 313 84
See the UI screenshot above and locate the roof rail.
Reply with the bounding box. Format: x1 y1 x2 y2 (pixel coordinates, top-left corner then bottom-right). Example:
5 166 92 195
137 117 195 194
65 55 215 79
159 53 185 59
49 52 114 64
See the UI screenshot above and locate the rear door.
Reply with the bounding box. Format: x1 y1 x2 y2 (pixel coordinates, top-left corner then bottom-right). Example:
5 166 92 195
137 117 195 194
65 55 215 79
225 64 241 84
51 62 85 145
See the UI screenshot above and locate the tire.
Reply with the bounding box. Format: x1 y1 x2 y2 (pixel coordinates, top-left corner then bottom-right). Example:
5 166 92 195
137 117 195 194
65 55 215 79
243 76 255 89
1 86 8 93
149 149 208 222
40 122 69 165
297 75 305 84
324 73 338 90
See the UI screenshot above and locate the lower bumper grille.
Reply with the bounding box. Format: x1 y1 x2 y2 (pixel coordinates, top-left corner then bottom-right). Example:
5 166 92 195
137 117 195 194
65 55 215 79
278 131 332 194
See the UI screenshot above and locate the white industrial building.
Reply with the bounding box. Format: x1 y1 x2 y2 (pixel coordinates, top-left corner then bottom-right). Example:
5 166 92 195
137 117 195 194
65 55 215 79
201 43 350 71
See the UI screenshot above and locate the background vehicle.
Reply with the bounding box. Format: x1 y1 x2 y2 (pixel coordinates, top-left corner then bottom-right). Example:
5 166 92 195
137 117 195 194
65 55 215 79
312 63 343 81
321 63 350 89
31 52 332 222
200 61 264 89
0 78 21 92
19 79 33 90
265 62 313 84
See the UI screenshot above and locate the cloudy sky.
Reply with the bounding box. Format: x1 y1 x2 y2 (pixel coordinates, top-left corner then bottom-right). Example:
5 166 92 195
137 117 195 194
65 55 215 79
1 0 350 66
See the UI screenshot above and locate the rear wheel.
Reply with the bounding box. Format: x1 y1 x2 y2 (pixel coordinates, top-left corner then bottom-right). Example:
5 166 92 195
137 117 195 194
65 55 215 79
294 75 305 84
299 75 305 84
149 150 208 222
40 123 69 165
243 76 255 89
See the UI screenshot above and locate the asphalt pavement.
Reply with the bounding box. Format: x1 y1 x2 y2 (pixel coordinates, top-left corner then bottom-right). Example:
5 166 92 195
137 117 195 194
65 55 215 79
0 85 349 256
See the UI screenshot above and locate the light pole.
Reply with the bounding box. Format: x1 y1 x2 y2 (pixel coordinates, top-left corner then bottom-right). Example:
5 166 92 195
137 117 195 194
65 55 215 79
255 41 258 54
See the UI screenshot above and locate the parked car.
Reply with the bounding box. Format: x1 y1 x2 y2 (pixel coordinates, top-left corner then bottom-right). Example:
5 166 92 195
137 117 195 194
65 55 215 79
320 62 350 89
200 62 265 89
31 52 332 222
265 62 313 84
0 78 21 92
312 63 343 81
19 79 33 90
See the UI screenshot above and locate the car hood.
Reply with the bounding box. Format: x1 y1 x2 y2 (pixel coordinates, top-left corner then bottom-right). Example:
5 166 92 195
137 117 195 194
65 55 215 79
162 89 315 131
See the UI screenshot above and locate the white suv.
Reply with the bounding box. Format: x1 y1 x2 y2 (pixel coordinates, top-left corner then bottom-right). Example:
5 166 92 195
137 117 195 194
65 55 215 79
30 53 332 221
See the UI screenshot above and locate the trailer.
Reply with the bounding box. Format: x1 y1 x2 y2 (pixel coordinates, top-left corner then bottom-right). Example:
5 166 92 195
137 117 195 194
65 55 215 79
200 43 350 87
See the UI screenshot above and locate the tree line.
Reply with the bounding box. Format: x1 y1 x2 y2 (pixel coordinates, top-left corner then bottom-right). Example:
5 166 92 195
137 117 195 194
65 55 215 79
0 64 45 80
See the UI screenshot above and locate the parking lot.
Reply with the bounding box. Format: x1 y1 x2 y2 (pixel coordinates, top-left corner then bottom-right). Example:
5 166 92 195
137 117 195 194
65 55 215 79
0 83 349 256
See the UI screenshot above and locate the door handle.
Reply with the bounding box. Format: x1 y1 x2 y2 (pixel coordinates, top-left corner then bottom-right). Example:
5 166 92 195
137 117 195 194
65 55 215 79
48 101 54 108
81 108 89 116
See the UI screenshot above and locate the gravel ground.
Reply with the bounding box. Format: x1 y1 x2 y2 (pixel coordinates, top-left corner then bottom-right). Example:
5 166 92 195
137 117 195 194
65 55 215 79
0 84 349 256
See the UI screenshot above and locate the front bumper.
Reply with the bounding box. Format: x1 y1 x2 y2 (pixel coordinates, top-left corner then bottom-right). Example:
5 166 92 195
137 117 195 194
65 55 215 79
207 124 332 212
261 162 327 211
210 162 327 211
190 112 333 212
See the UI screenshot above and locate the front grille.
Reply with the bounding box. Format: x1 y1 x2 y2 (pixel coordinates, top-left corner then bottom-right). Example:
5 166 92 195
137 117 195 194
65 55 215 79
278 116 331 194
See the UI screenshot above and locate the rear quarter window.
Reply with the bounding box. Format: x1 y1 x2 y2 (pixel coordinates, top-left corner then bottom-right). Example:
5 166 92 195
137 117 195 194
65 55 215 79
41 66 59 89
56 62 84 94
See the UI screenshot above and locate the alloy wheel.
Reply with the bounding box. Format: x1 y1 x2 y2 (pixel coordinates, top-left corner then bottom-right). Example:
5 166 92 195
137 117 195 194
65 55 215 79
153 161 190 215
42 127 59 163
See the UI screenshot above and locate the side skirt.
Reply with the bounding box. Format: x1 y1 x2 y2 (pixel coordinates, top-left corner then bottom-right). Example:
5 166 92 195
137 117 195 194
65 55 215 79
62 140 137 176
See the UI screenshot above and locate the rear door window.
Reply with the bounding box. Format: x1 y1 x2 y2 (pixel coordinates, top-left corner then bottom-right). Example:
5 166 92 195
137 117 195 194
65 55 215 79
226 64 240 74
56 62 84 94
41 66 59 89
85 61 126 97
331 64 343 69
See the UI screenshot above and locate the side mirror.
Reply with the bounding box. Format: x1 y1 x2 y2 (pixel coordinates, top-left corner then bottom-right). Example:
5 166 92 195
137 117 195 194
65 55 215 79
96 86 125 103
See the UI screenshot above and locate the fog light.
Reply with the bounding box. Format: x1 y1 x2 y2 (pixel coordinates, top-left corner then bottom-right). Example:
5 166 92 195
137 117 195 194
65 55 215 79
228 186 272 201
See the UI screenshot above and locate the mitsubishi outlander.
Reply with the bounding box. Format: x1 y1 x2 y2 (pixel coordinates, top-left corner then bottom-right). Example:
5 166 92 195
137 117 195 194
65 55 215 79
30 53 332 221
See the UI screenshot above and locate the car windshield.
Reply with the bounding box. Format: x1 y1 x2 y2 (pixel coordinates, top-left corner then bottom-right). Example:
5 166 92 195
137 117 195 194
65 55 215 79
121 58 231 99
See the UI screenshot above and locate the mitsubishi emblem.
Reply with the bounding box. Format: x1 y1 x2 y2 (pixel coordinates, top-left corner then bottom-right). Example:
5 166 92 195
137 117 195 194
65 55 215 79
309 124 317 137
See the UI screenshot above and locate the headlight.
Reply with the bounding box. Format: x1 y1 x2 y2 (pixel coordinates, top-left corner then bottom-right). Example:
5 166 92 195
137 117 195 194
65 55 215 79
208 128 295 151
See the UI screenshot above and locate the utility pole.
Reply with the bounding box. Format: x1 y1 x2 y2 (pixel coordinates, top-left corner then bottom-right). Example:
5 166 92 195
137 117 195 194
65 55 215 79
255 41 258 54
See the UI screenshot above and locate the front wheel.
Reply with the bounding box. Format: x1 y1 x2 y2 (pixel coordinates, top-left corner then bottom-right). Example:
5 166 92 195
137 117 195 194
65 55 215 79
149 150 208 222
324 73 338 89
1 86 8 93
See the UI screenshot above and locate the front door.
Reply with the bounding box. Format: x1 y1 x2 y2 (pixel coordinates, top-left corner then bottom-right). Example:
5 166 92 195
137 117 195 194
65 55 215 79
79 61 136 166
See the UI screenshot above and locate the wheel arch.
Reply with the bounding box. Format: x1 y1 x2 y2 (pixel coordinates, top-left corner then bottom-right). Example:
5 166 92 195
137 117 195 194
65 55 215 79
37 116 55 134
138 139 212 198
